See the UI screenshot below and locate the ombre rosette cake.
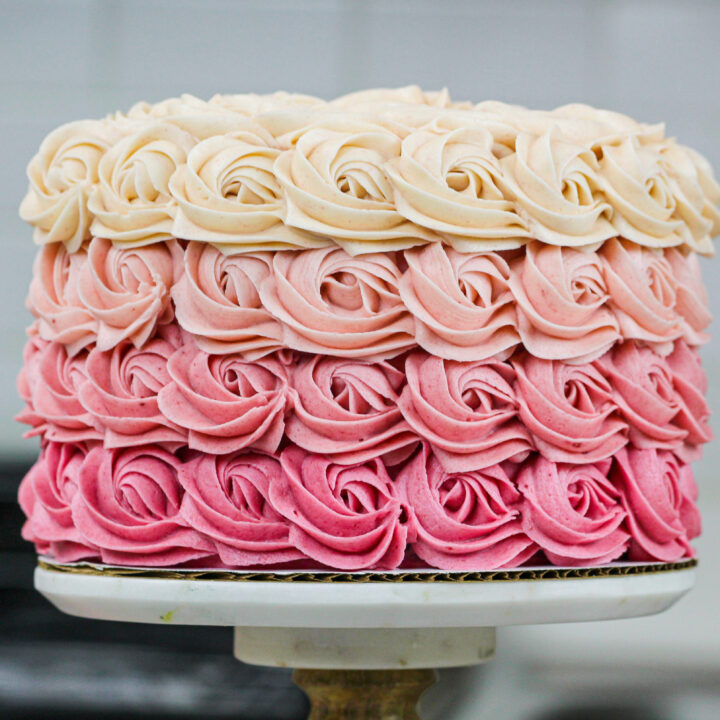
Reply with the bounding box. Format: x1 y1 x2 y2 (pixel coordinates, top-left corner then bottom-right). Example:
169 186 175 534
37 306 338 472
16 87 717 572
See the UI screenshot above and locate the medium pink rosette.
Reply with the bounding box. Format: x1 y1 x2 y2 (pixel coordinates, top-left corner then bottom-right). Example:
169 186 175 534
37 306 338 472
157 343 290 454
397 352 532 472
595 342 685 450
178 450 303 567
517 456 630 565
508 241 619 362
398 243 520 360
601 238 681 350
666 341 713 461
18 340 101 443
269 446 407 570
15 332 46 431
665 247 712 345
285 356 417 464
77 237 182 351
171 242 284 357
397 445 537 570
512 353 627 463
79 325 187 448
612 447 697 562
71 445 214 566
18 442 98 562
258 247 415 359
26 242 97 356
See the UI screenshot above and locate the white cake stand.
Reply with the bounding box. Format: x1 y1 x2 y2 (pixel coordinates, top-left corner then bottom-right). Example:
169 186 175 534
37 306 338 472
35 559 696 719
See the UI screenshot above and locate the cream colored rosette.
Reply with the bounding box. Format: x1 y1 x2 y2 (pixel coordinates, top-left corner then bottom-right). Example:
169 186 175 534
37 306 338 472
596 135 684 249
20 120 118 252
387 125 529 251
498 127 615 246
169 120 326 250
88 123 195 247
274 121 436 255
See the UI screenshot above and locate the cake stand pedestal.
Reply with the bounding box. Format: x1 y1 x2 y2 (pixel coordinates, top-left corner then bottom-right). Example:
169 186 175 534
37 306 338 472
35 560 696 719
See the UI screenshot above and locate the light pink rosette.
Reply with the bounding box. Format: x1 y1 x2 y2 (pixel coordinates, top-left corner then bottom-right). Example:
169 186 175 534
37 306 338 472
269 446 407 570
612 447 697 562
397 352 532 472
26 242 97 356
285 356 416 464
71 445 214 566
78 325 187 448
517 456 630 565
397 445 537 570
171 242 283 357
77 237 182 351
665 247 711 345
508 241 619 362
666 341 713 461
600 238 681 351
18 442 98 562
18 340 101 443
512 353 627 463
157 343 290 454
258 247 415 360
178 451 303 567
595 343 685 450
398 243 520 360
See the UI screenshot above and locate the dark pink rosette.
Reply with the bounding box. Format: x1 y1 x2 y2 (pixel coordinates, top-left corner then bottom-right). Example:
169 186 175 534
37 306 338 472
595 342 685 450
79 325 187 447
396 445 537 570
285 355 417 464
517 455 630 565
71 445 214 566
178 450 303 567
158 342 290 454
269 446 407 570
512 353 627 463
601 238 681 350
258 247 415 360
77 237 182 351
611 447 697 562
398 243 520 360
508 241 619 362
396 352 532 472
26 242 97 355
666 341 713 461
19 340 102 443
665 248 711 345
18 442 98 562
171 242 283 358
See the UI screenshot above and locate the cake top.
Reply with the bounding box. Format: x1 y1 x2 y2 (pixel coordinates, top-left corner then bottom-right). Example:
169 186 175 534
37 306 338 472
19 86 720 256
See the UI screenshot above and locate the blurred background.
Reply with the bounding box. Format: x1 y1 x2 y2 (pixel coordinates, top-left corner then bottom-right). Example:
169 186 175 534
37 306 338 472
1 1 719 718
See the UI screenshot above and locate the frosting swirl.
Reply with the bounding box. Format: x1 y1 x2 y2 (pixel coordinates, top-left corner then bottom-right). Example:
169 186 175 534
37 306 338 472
77 237 181 351
20 120 117 251
172 242 283 357
285 355 416 464
397 352 532 471
512 353 627 462
398 445 536 570
178 450 302 566
517 456 630 565
157 343 290 454
509 241 619 362
664 247 711 345
72 445 214 565
398 242 520 360
258 247 415 359
270 446 407 570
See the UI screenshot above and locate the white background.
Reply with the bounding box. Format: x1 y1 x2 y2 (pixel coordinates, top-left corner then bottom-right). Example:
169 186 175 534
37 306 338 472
1 1 719 717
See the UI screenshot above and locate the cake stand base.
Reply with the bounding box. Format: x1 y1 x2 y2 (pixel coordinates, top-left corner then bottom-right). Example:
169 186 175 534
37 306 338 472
293 668 437 720
34 560 697 720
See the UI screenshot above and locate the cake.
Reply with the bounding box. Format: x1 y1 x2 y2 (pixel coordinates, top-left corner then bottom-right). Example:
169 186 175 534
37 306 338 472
16 87 717 572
